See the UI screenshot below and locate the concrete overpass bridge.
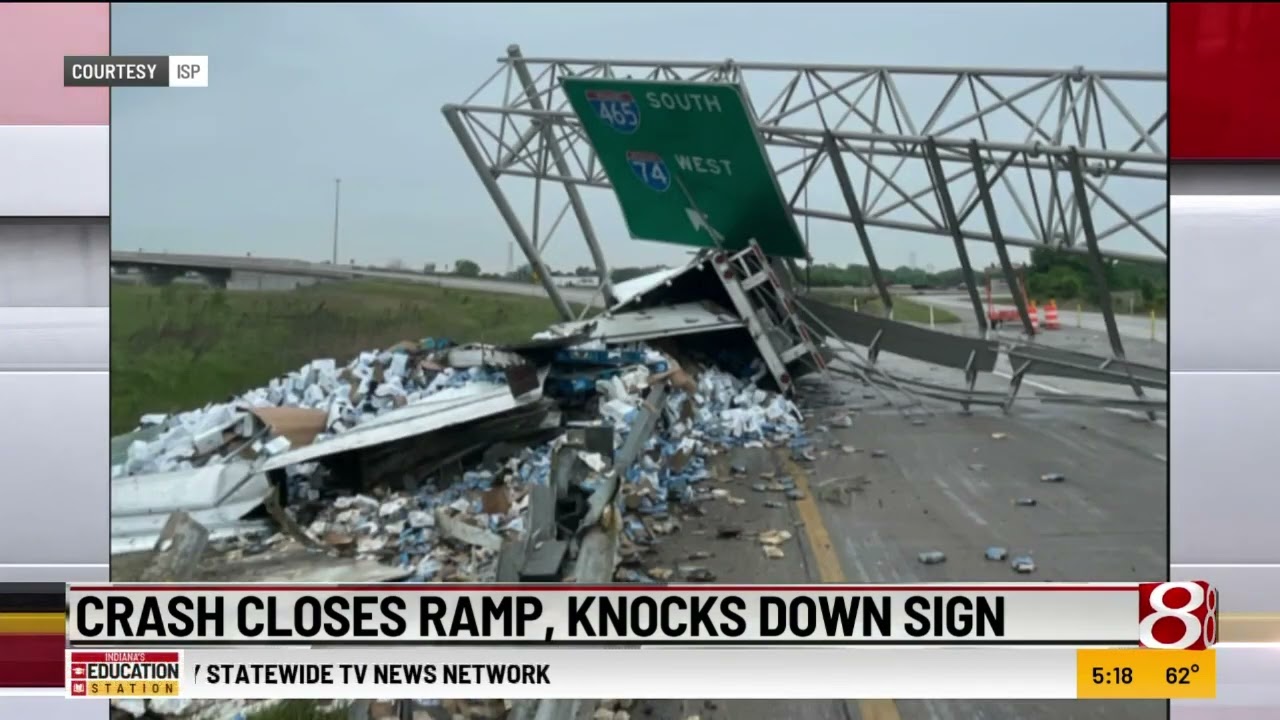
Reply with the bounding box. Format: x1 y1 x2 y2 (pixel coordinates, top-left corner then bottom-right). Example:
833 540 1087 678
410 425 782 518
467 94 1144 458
110 250 357 287
109 250 604 303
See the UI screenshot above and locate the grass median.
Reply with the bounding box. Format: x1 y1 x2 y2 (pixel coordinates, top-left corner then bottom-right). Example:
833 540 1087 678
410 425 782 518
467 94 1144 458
110 280 574 435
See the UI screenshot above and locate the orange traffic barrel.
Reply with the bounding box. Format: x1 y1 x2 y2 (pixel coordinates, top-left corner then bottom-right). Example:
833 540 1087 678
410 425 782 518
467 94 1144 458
1043 299 1061 329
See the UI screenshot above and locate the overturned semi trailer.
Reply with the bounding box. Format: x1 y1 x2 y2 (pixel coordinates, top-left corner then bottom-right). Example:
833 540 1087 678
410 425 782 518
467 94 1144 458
546 243 829 395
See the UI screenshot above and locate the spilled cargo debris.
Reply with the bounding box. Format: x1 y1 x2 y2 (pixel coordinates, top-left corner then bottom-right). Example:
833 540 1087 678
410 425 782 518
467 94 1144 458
759 529 791 543
109 310 818 717
814 475 866 505
109 303 811 593
111 461 273 556
1011 555 1037 574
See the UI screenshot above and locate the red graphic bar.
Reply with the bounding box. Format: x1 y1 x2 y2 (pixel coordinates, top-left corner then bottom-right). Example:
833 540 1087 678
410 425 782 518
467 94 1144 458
69 651 179 663
0 3 109 125
0 633 65 687
1172 2 1280 159
0 632 64 656
0 661 62 688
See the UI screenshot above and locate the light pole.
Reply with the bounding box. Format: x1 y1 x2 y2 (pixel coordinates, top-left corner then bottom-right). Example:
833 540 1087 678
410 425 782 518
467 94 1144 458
331 178 341 264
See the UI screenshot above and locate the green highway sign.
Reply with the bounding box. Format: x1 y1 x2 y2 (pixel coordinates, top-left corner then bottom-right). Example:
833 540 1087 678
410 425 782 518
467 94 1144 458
562 78 806 258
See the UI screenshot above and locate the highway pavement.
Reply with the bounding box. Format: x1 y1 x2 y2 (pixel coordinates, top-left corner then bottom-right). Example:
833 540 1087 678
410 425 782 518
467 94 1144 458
644 354 1167 720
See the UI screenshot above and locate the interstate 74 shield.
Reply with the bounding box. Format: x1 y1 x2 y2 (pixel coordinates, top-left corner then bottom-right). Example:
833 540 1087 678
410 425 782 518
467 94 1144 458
626 151 671 192
586 90 640 134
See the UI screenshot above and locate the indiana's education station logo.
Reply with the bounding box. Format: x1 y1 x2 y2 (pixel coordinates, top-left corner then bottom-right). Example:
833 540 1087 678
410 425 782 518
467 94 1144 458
67 651 181 698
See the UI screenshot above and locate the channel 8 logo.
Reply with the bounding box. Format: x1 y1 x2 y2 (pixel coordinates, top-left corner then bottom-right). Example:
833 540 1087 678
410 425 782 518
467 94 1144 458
1138 581 1217 650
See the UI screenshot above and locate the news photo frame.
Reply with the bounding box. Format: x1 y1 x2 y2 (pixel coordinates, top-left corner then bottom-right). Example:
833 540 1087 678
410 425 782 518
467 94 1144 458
27 1 1280 718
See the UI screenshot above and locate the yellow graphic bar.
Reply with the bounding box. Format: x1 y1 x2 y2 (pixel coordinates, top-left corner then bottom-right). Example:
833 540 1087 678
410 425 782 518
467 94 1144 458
84 680 180 697
0 612 64 634
1076 649 1215 699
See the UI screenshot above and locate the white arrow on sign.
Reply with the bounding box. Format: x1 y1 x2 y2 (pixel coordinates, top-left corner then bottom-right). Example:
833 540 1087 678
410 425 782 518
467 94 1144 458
686 207 712 235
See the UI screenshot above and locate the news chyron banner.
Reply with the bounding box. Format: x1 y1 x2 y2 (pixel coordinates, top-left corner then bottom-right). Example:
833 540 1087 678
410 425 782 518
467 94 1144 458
63 583 1218 700
64 56 208 88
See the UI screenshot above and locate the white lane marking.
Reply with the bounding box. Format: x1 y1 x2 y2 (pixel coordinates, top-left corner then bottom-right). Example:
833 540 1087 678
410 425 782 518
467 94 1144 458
931 475 988 527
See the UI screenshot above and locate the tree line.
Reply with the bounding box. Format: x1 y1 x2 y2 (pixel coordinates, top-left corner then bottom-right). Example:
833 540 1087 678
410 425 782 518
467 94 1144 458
449 248 1166 312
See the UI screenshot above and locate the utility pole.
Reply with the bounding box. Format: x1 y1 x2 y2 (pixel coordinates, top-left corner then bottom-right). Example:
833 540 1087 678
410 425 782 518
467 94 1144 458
331 178 341 264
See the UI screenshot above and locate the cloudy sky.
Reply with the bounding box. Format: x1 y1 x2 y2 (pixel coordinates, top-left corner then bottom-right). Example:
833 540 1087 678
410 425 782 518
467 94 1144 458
110 3 1165 274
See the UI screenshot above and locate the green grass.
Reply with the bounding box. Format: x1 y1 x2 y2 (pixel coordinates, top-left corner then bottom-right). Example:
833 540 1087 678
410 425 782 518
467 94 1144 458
809 289 961 324
111 280 573 435
245 701 350 720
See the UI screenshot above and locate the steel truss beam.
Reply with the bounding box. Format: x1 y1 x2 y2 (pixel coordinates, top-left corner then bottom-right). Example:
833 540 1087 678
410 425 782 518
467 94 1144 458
506 47 618 306
925 138 987 335
446 51 1165 265
444 47 1167 415
823 134 894 315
